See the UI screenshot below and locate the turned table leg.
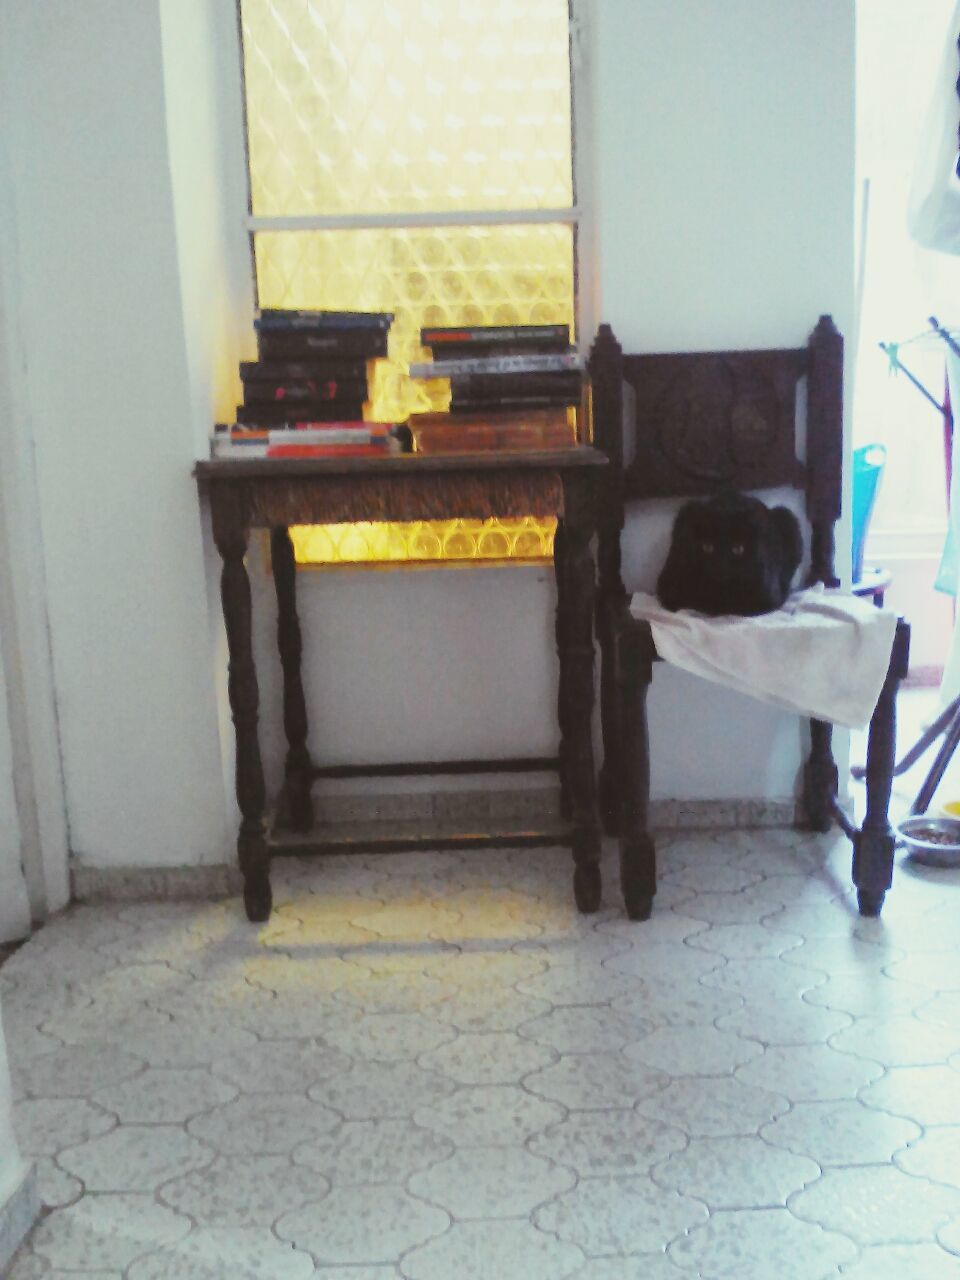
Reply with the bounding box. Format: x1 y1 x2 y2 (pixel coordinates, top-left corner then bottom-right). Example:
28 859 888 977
271 526 315 832
214 519 271 922
556 488 603 913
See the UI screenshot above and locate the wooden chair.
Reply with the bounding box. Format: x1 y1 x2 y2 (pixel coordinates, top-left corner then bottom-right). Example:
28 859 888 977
588 316 911 922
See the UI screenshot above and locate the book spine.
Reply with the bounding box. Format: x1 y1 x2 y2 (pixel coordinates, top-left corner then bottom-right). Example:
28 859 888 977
235 402 367 426
258 330 388 359
240 358 369 381
430 339 572 361
266 442 398 458
450 372 581 397
450 396 581 412
420 324 569 346
243 379 368 405
407 352 584 378
256 309 393 331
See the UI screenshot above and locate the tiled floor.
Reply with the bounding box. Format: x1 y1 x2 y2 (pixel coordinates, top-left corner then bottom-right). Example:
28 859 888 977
3 811 960 1279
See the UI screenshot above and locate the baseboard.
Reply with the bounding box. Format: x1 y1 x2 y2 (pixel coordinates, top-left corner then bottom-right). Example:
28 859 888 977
71 862 243 903
649 798 799 828
0 1164 39 1274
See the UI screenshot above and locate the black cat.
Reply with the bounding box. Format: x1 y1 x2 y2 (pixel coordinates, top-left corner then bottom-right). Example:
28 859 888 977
656 491 803 616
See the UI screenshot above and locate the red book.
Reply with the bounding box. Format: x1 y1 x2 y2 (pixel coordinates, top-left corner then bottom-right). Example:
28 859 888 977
266 442 395 458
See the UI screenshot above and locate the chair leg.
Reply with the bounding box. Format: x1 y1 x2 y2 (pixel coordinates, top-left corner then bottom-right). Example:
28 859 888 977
616 619 656 921
853 617 911 917
802 720 839 833
598 595 625 836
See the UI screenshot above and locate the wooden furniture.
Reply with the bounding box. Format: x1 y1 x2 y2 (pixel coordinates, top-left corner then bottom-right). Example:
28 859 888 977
588 315 911 922
194 448 607 922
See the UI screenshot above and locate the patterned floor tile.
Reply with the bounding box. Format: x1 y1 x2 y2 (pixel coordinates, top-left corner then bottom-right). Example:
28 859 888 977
839 1243 960 1278
186 1093 340 1154
13 1097 116 1156
412 1084 564 1146
760 1099 920 1166
623 1023 763 1076
650 1134 820 1207
418 1030 556 1084
894 1127 960 1189
294 1116 454 1184
311 1059 457 1119
34 1157 85 1209
30 1195 191 1270
408 1145 575 1217
276 1185 449 1264
733 1041 884 1102
430 987 553 1033
715 996 852 1046
525 1051 667 1110
124 1227 317 1279
58 1124 212 1191
518 1005 649 1055
13 1044 145 1099
401 1219 585 1280
533 1175 707 1256
323 1011 456 1062
667 1206 858 1278
210 1036 352 1091
91 1066 237 1122
157 1153 325 1225
860 1064 960 1126
635 1075 789 1137
7 817 960 1280
527 1109 687 1179
790 1164 960 1244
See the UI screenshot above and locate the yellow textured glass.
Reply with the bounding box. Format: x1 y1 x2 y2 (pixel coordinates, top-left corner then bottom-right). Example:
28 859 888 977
241 0 576 567
241 0 573 216
254 225 575 421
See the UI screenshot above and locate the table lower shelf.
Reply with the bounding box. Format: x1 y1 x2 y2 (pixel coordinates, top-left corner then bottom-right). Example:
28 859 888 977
267 814 574 857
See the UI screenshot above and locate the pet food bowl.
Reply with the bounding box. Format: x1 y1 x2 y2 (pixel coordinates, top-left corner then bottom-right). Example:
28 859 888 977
896 814 960 867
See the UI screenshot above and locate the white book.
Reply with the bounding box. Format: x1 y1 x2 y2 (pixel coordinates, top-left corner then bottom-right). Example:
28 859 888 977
407 352 585 379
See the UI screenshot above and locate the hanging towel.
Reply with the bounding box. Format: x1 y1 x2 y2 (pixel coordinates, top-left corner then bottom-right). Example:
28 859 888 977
629 586 898 729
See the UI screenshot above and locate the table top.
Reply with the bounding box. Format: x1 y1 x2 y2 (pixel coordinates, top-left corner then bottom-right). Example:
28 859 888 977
194 446 608 484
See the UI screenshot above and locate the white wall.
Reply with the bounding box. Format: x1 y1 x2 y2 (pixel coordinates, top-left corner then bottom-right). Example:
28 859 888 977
591 0 856 799
0 0 859 881
0 0 232 870
0 1002 28 1238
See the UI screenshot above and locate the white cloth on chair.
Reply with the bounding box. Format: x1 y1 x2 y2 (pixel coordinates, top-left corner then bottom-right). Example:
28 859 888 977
629 585 898 729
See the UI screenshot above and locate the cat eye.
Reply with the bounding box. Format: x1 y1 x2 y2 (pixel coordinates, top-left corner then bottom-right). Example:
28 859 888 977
731 543 745 556
701 541 714 554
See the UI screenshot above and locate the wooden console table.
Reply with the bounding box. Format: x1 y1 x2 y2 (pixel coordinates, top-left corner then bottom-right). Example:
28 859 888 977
194 448 608 922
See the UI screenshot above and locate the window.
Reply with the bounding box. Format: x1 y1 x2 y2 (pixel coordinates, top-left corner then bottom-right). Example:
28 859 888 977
238 0 579 566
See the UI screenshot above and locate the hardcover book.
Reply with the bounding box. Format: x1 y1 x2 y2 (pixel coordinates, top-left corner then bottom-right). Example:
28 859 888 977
421 323 569 348
235 401 367 426
240 358 370 382
256 309 394 332
257 330 389 360
407 352 584 379
242 378 368 405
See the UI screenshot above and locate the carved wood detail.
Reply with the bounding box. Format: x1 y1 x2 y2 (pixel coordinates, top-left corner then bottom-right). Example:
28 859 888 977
271 526 314 833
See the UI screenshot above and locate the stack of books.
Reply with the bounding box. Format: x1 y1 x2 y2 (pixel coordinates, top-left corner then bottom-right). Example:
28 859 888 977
213 309 409 459
406 324 584 453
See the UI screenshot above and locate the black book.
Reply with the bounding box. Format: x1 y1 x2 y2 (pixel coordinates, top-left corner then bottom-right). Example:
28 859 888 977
449 371 583 401
243 377 368 406
421 323 569 348
257 329 389 360
235 401 367 426
240 358 370 382
256 308 394 332
430 338 573 362
450 395 580 412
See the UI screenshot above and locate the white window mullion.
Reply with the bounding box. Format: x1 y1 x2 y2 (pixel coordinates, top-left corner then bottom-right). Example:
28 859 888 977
247 208 581 233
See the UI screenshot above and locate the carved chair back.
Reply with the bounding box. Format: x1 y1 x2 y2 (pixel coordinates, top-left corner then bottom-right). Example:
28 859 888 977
587 315 844 605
